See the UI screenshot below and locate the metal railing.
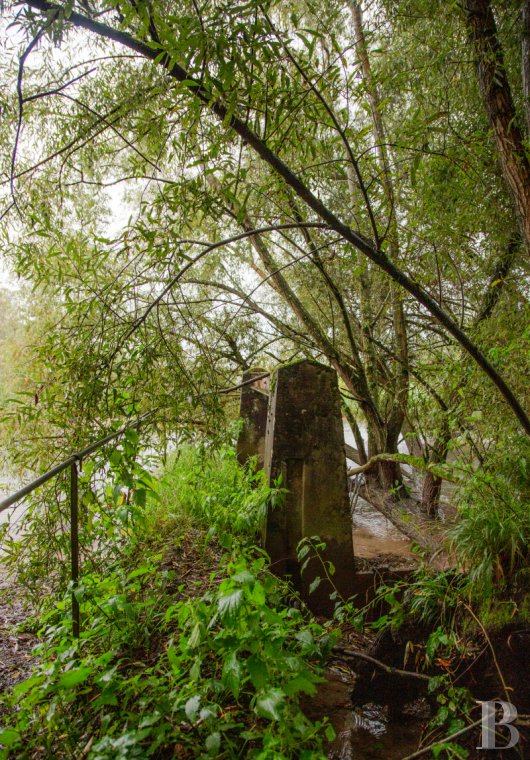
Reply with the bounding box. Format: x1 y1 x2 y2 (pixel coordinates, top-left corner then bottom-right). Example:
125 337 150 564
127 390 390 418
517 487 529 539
0 412 154 637
0 371 272 638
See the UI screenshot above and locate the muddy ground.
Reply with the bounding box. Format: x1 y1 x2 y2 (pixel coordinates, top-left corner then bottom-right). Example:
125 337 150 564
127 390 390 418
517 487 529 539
0 567 37 705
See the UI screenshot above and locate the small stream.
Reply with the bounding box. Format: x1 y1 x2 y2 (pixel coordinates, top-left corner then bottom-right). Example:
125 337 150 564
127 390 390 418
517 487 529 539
306 669 428 760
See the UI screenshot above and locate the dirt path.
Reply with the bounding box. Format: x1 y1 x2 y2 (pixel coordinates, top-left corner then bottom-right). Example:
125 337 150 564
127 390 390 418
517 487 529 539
0 566 37 700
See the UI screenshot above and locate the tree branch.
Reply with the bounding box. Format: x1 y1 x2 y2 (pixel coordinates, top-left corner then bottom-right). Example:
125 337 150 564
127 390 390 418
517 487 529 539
19 0 530 434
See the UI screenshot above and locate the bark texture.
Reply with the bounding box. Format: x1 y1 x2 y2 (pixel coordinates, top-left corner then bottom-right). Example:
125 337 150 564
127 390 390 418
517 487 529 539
523 1 530 134
465 0 530 254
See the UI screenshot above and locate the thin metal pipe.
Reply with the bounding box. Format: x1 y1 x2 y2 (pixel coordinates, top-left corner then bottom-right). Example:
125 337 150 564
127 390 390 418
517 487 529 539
0 456 76 512
70 460 80 638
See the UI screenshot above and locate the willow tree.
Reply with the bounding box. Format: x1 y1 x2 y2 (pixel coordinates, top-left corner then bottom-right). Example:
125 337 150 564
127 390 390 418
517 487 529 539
0 0 528 519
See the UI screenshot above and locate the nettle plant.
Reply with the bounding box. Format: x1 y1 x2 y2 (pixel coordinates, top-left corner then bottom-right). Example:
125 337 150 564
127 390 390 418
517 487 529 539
0 550 336 759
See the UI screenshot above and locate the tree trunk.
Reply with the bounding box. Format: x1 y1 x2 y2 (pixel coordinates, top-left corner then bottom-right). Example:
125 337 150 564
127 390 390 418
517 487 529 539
377 458 403 494
350 0 409 472
421 472 442 518
465 0 530 254
523 1 530 135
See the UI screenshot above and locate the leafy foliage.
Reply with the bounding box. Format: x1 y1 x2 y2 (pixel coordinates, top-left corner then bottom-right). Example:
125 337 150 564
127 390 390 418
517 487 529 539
0 447 333 759
449 435 530 597
156 445 285 542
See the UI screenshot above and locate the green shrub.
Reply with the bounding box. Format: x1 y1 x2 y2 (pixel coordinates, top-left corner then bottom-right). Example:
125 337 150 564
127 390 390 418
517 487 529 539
155 445 284 541
449 435 530 597
0 446 332 759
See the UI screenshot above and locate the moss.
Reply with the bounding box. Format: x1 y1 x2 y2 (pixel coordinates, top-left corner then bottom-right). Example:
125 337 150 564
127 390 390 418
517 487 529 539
269 357 330 393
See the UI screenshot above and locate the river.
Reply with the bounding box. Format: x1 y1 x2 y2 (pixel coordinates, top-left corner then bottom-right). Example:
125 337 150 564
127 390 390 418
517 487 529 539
343 423 415 561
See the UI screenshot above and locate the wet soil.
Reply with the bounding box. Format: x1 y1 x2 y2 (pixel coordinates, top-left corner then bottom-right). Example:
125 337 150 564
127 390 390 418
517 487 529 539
303 624 430 759
0 566 37 706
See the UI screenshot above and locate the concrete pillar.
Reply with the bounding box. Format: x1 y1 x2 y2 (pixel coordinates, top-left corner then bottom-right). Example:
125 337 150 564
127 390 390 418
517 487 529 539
236 368 270 471
264 359 354 613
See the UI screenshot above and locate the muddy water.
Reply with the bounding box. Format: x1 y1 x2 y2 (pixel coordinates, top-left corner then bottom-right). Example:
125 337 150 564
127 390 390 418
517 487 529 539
351 497 414 560
309 425 426 758
343 422 415 561
305 669 427 760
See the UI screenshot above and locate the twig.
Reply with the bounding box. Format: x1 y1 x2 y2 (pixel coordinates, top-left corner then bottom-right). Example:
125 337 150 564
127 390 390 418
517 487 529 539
331 645 431 681
400 715 484 760
461 602 512 703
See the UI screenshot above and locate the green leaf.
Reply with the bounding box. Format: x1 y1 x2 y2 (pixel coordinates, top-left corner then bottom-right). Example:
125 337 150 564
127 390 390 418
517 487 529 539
185 695 201 721
134 488 146 507
309 577 321 595
13 674 45 697
250 581 266 606
255 688 285 721
205 731 221 754
231 570 255 584
222 651 241 698
57 667 92 689
297 544 310 560
0 728 21 748
188 622 201 649
126 565 152 580
283 674 317 696
218 589 243 619
325 724 336 742
190 657 201 681
167 643 180 674
247 654 268 690
109 449 122 466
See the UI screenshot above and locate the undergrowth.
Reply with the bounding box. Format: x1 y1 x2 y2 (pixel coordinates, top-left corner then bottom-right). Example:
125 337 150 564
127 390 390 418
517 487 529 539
0 446 334 759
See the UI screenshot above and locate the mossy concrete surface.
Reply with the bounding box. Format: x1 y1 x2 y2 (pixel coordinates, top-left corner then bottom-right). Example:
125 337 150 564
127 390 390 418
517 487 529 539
263 359 355 613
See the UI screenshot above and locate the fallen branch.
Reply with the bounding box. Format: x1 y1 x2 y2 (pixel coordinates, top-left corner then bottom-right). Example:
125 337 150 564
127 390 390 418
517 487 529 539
347 452 461 483
331 645 431 681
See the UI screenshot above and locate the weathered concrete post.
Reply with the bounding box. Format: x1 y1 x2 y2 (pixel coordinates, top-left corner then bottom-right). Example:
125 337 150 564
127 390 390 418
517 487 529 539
263 359 354 613
236 368 270 471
